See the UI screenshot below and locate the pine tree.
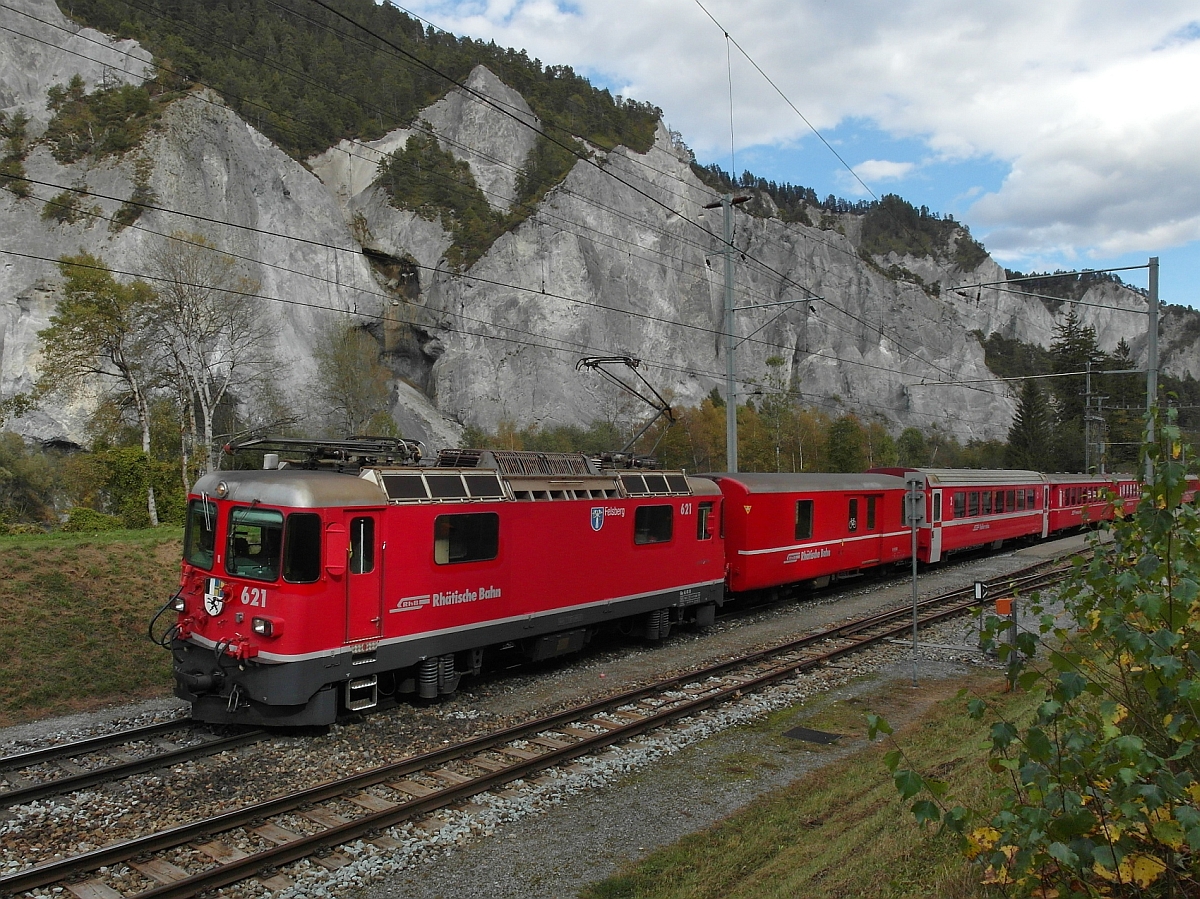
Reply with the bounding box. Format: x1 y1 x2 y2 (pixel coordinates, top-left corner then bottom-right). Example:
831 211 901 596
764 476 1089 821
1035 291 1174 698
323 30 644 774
1005 380 1052 471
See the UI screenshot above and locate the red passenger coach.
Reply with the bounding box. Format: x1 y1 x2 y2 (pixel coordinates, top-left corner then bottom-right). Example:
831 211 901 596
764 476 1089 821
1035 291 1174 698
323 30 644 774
169 445 725 727
870 468 1047 563
705 473 910 593
1046 474 1123 532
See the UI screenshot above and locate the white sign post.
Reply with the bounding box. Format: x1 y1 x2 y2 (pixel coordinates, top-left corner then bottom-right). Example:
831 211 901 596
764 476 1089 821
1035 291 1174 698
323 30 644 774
905 476 926 686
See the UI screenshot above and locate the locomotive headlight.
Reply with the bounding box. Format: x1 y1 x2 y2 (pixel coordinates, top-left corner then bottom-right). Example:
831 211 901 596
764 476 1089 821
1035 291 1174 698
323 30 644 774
252 616 283 637
215 480 229 498
172 596 187 612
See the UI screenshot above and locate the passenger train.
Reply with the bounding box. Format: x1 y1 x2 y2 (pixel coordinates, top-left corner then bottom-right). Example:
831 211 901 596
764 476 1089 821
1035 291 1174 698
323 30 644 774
160 437 1179 727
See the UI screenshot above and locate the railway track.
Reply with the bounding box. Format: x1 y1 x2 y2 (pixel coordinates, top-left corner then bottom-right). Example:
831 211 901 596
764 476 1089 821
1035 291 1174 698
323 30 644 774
0 556 1071 899
0 720 267 809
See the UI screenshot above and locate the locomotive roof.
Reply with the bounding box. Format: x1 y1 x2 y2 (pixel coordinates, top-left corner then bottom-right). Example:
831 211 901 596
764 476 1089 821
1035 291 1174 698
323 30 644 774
192 469 387 508
700 472 909 493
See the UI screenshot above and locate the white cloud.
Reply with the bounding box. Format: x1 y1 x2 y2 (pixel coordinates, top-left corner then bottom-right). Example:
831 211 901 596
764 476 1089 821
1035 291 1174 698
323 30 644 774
396 0 1200 263
839 159 915 194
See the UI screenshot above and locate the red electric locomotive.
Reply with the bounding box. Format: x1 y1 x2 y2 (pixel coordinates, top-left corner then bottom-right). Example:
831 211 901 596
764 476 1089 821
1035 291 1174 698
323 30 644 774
169 441 725 726
704 473 910 592
869 468 1048 563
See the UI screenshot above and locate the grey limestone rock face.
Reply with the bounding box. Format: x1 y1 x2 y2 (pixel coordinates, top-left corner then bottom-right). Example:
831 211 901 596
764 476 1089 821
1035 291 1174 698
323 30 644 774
0 0 151 121
0 0 1191 455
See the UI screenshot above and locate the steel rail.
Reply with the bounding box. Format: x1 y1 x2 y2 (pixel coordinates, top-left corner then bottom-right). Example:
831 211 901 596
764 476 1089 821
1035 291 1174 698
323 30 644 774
0 555 1074 896
131 565 1072 899
0 719 189 772
0 730 267 809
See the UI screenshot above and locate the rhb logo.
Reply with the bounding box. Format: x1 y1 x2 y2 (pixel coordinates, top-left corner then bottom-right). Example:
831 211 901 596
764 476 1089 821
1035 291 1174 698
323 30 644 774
590 507 605 532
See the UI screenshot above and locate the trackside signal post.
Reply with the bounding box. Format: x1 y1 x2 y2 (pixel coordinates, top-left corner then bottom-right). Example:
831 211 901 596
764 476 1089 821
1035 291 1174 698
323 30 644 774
905 475 926 685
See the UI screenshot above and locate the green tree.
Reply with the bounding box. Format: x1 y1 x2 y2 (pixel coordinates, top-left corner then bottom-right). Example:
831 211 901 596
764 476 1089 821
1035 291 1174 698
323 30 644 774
825 414 868 472
878 419 1200 896
1048 307 1101 472
1005 380 1052 471
897 427 928 467
36 253 162 526
0 432 54 525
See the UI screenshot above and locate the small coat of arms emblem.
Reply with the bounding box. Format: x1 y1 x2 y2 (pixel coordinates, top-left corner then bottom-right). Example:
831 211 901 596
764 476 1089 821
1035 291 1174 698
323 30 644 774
590 507 605 532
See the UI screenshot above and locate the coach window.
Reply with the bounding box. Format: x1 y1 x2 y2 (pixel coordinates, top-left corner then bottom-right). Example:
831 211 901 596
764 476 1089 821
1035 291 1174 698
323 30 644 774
795 499 814 540
953 491 965 519
184 498 217 570
697 502 715 540
283 513 321 583
1017 490 1026 511
435 513 499 564
866 496 877 530
1028 489 1037 509
349 517 375 574
226 507 283 581
634 505 673 544
847 499 858 533
982 492 992 515
968 491 979 517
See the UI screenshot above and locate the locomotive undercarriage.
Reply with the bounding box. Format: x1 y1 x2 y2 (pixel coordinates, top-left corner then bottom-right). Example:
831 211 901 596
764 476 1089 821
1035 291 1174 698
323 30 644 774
174 584 723 727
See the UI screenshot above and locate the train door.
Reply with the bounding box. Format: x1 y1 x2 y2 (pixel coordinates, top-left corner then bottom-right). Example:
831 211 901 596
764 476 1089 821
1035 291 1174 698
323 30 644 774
928 489 943 562
1042 486 1050 538
345 512 383 643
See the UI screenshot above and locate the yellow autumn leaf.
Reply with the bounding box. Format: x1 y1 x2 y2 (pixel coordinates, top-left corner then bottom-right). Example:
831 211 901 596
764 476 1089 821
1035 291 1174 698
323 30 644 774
1188 782 1200 803
1092 861 1118 883
1117 853 1167 888
981 865 1012 885
966 827 1000 858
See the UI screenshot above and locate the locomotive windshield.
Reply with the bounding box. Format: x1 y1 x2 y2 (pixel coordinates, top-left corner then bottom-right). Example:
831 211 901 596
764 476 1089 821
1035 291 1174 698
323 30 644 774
183 498 217 569
226 507 284 581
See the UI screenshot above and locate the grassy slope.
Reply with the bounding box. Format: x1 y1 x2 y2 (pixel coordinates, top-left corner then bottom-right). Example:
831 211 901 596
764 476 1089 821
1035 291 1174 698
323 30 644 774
0 529 182 726
581 672 1032 899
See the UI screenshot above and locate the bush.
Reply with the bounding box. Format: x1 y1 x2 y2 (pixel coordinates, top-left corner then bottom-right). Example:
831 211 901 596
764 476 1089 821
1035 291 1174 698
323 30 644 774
874 416 1200 896
62 507 123 532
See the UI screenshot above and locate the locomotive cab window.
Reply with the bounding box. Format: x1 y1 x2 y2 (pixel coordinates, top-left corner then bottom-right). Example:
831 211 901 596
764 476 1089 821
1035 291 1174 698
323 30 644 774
350 517 375 574
795 499 814 540
434 513 499 564
283 513 321 583
184 498 217 570
226 507 283 581
634 505 673 544
697 501 715 540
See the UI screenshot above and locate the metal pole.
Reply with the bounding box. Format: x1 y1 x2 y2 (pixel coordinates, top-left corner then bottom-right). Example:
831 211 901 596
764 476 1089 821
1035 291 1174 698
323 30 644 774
722 194 738 473
911 514 918 687
1145 256 1159 482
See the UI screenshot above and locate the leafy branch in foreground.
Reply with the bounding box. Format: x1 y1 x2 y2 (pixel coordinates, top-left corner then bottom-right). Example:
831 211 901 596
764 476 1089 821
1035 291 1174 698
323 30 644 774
874 414 1200 896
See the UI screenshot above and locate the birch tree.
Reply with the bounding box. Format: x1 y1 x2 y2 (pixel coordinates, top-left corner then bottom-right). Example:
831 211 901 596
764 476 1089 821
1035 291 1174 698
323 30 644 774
147 232 270 477
36 253 161 525
310 323 394 437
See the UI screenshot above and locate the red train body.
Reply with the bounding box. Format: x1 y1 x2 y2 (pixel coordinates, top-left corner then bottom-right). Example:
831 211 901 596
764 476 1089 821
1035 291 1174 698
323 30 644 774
171 450 725 726
166 444 1159 727
704 473 910 591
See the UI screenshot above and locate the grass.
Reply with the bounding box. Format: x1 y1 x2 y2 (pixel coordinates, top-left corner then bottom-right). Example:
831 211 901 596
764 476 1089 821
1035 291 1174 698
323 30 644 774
580 672 1037 899
0 528 183 725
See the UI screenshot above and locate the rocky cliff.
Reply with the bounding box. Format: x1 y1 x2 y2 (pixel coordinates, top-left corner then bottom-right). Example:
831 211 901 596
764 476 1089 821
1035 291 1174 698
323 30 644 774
0 0 1189 453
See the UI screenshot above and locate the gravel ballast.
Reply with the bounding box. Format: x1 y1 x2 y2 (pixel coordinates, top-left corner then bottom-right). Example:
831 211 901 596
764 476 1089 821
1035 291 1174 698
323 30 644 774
0 534 1083 899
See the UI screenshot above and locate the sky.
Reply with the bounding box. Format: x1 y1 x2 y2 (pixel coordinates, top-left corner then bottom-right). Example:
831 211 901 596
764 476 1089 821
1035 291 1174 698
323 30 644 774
392 0 1200 310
